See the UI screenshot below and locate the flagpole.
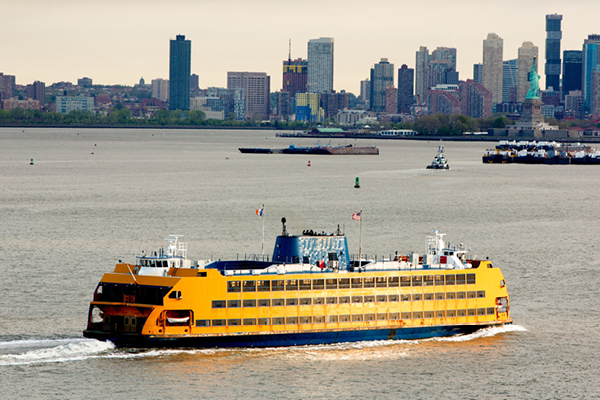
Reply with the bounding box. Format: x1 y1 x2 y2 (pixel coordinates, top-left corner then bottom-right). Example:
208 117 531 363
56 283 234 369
358 209 362 269
261 204 265 256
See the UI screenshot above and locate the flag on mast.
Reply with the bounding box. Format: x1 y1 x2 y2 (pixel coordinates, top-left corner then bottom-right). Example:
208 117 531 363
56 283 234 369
352 212 361 221
256 208 264 216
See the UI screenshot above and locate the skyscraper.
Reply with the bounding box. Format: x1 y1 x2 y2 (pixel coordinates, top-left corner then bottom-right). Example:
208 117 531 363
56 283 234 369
227 72 270 120
398 64 414 114
545 14 562 91
283 58 307 98
0 72 16 101
517 42 539 102
370 58 394 112
582 35 600 113
415 46 430 102
502 59 518 103
483 33 504 105
562 50 583 98
169 34 191 110
360 79 370 106
307 37 334 94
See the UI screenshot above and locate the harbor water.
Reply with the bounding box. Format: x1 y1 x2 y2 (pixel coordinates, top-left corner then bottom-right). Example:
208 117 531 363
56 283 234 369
1 128 599 399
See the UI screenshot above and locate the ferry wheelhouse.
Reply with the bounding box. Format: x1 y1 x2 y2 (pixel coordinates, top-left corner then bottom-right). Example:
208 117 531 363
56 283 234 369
84 220 511 348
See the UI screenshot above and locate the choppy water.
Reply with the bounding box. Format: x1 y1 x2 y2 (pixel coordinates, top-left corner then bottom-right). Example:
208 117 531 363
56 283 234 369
1 128 599 399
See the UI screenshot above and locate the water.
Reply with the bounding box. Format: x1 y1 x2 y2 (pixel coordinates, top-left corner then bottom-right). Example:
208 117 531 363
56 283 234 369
1 127 599 399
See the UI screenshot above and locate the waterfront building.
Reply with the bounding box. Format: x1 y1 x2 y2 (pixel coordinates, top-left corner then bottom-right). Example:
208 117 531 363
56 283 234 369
151 79 169 102
415 46 430 102
385 86 398 114
1 98 40 111
77 77 93 87
169 34 191 110
473 64 483 84
483 33 504 105
307 38 334 94
582 35 600 113
517 42 539 102
26 81 45 106
398 65 414 114
545 14 562 92
562 50 583 99
295 92 323 122
0 73 16 101
227 72 270 120
502 59 518 103
370 58 394 112
283 58 307 98
459 79 492 118
55 96 94 114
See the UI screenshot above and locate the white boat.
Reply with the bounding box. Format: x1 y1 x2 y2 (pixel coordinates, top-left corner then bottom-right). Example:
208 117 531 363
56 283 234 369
427 145 449 169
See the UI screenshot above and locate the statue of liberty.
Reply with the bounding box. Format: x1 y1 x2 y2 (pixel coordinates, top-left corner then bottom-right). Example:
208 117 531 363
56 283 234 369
526 56 540 100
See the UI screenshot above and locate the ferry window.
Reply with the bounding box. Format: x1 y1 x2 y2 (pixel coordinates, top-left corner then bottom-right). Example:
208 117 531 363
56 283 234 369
412 294 422 301
228 319 241 326
243 299 256 308
227 281 241 293
314 297 324 305
365 314 375 321
477 308 486 316
327 315 338 323
286 317 298 324
257 280 270 292
448 310 457 317
467 274 476 285
364 296 375 303
376 277 387 288
434 275 445 285
456 274 466 285
339 315 350 322
272 317 284 325
168 291 182 299
299 298 312 305
400 312 411 320
313 279 325 290
388 277 399 287
411 276 422 286
457 292 466 299
339 278 350 289
363 278 375 288
377 313 388 321
258 318 270 325
314 316 325 323
376 295 387 302
445 275 455 285
326 297 337 304
468 309 476 316
425 311 434 319
389 294 399 302
352 315 363 322
477 291 485 298
212 319 226 326
351 278 363 289
258 299 270 307
352 296 363 303
212 300 226 309
228 300 241 308
457 310 465 317
243 318 256 326
286 280 298 291
197 271 207 277
299 279 312 291
272 280 284 291
339 296 350 304
299 316 312 324
424 293 433 301
467 291 476 299
487 307 496 315
412 312 423 319
424 275 434 286
326 279 338 290
400 294 410 302
436 311 445 318
447 292 455 300
435 293 445 300
272 299 284 306
286 298 298 306
196 320 210 327
400 277 411 287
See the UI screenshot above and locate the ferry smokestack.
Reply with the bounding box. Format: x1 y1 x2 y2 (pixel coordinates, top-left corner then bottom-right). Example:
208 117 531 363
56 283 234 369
281 217 287 236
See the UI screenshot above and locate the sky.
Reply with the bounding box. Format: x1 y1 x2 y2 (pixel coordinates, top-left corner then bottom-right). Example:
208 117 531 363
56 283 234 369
2 0 599 95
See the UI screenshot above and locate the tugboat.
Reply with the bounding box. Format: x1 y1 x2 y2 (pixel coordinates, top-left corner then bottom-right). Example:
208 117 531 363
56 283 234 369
426 145 450 169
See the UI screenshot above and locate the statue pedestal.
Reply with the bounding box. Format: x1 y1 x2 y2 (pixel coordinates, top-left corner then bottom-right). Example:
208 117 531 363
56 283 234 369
520 98 544 125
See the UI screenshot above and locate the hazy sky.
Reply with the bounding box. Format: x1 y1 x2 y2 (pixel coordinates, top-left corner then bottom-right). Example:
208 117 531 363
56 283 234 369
3 0 599 94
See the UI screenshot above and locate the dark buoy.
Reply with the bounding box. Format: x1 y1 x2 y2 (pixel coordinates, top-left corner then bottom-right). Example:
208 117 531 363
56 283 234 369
30 158 34 165
354 177 360 188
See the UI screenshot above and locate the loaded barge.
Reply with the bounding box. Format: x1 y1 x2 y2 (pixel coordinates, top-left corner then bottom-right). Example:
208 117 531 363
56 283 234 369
239 143 379 155
483 140 600 164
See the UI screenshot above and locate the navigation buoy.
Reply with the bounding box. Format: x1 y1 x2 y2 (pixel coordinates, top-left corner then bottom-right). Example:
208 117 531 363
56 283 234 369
307 161 311 167
30 158 34 165
354 177 360 188
95 144 97 146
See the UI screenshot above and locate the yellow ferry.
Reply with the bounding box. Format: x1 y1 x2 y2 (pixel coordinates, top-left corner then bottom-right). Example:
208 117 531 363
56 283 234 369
84 219 511 348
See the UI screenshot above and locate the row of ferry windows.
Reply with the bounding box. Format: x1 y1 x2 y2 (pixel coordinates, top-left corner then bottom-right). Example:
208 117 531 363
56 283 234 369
212 291 485 308
227 274 477 293
197 308 496 327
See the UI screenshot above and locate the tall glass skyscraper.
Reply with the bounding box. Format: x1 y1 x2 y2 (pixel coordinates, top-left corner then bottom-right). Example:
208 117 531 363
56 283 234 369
307 38 334 94
562 50 583 97
583 35 600 112
545 14 562 91
169 35 191 111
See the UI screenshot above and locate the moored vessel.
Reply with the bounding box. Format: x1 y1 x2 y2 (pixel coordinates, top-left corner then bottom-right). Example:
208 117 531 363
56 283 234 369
83 220 512 348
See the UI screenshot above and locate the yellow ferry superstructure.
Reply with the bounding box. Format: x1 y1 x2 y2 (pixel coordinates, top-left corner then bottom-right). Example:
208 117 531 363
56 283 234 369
84 225 511 348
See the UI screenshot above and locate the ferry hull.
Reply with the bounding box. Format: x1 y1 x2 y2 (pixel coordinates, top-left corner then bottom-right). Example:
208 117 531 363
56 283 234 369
84 322 509 349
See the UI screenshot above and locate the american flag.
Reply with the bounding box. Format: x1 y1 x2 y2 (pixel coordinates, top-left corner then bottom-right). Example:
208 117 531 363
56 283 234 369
255 208 264 216
352 212 361 221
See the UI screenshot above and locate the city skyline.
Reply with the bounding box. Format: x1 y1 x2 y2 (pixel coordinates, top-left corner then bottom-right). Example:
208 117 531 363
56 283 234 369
2 1 599 95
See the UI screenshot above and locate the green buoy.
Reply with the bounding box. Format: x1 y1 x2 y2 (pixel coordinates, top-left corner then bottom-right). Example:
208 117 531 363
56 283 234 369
30 158 34 165
354 177 360 188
